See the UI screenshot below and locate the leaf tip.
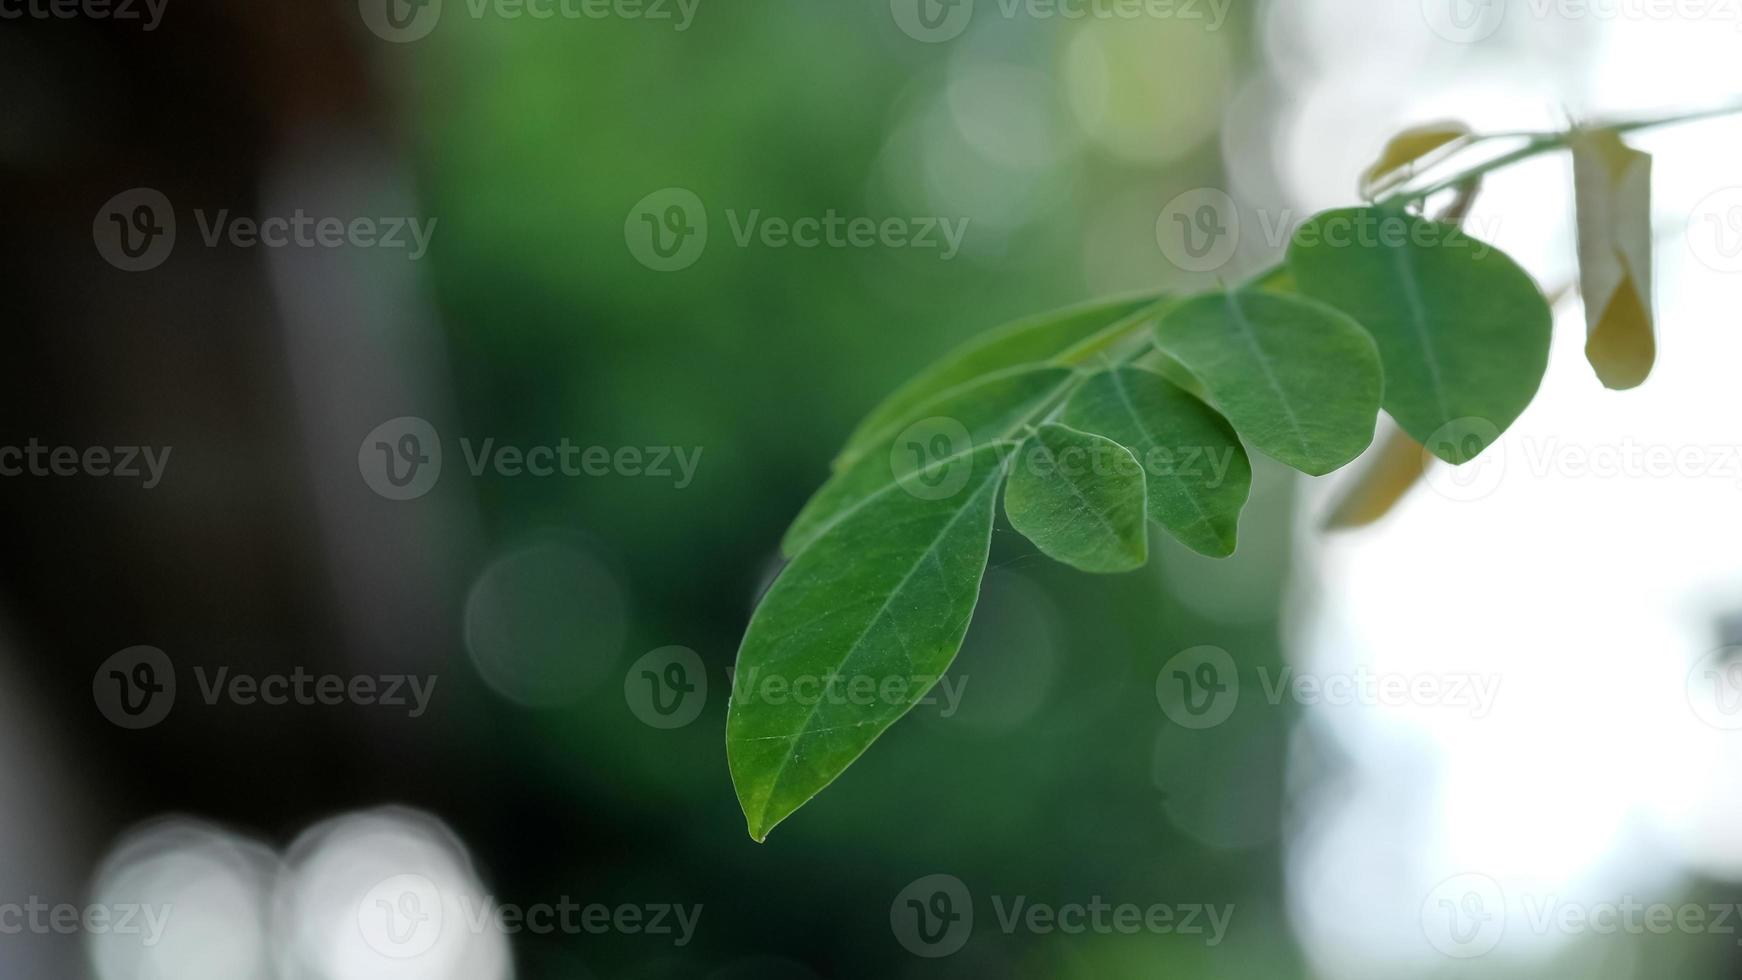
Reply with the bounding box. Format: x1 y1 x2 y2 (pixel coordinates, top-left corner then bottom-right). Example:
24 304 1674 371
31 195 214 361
743 803 790 843
1584 287 1655 391
1182 524 1238 558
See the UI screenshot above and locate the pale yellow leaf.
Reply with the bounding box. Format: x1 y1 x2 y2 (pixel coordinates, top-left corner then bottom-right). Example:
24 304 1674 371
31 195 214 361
1571 129 1655 390
1322 423 1432 530
1359 121 1472 200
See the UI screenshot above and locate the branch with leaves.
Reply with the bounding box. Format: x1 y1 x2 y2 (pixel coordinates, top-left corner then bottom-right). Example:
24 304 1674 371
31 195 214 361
725 104 1734 842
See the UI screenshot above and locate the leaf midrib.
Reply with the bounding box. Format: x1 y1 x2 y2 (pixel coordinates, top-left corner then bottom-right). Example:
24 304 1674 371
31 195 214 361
790 373 1076 553
748 461 1005 828
1105 369 1219 533
1388 239 1453 424
1027 428 1132 551
1219 292 1313 460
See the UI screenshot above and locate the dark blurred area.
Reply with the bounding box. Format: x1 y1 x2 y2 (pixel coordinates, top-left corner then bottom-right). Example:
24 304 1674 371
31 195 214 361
1 4 1298 976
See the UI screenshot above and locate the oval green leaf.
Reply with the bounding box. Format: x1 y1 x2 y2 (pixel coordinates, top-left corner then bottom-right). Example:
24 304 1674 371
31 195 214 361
1287 207 1551 462
782 365 1074 558
728 443 1012 842
1151 290 1381 476
1061 367 1250 557
1006 423 1149 574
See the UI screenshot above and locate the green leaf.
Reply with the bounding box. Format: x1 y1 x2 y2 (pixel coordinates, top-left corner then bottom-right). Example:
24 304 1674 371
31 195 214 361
1060 367 1250 557
728 443 1012 842
830 294 1162 472
1005 423 1149 573
782 365 1074 558
1151 290 1381 476
1287 207 1552 462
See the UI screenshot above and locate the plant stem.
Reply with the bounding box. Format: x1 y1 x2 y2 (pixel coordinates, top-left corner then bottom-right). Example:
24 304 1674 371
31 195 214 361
1377 100 1742 207
1603 101 1742 135
1057 296 1178 366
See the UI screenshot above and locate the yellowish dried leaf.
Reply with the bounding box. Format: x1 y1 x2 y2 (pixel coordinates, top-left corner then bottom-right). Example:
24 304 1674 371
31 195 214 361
1322 424 1431 530
1571 129 1655 390
1359 121 1472 200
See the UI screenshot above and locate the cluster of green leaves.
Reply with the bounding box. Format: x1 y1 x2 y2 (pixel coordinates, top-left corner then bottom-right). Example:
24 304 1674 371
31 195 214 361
727 114 1677 841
